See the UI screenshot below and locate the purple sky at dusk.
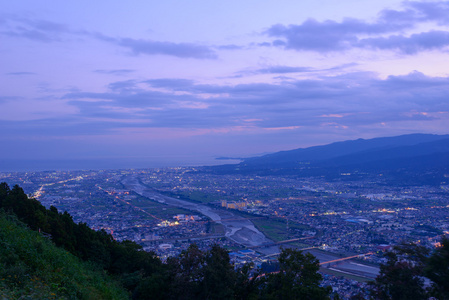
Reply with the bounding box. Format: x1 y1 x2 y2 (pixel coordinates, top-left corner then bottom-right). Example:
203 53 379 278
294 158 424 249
2 0 449 170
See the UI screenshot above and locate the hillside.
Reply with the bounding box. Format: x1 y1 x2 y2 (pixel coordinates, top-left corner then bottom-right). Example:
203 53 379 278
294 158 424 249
0 212 129 299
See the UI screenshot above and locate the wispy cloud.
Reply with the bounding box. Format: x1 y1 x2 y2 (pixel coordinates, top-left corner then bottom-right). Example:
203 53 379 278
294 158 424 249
144 78 195 90
216 44 243 50
236 63 358 77
90 32 218 59
115 38 217 59
0 15 70 42
253 66 313 74
1 15 218 59
0 96 22 103
6 72 36 76
93 69 135 76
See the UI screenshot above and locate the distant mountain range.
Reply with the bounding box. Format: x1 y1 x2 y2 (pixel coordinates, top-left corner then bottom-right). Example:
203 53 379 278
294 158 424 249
210 133 449 185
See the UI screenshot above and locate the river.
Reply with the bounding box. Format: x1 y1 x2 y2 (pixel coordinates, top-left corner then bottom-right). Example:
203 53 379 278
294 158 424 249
122 175 275 248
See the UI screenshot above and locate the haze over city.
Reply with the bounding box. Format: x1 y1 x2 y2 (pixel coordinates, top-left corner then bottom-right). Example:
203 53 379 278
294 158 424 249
2 0 449 171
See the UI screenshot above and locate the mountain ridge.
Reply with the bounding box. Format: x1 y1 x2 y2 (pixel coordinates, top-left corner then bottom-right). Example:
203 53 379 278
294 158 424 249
242 133 449 166
209 133 449 185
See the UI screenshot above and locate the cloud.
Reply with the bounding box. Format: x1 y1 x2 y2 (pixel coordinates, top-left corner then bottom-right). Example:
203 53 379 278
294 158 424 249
358 30 449 54
217 44 243 50
144 78 195 90
406 1 449 24
255 66 313 74
0 16 70 42
89 32 218 59
6 72 36 76
0 96 21 103
114 37 217 59
257 42 272 47
263 1 449 54
24 19 70 33
4 71 449 153
0 117 136 138
55 71 449 135
2 27 60 42
94 69 135 76
265 17 404 52
238 63 358 76
64 90 176 109
107 80 139 92
2 16 217 59
375 71 449 93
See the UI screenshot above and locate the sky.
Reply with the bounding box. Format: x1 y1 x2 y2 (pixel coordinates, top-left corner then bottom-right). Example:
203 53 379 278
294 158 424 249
2 0 449 171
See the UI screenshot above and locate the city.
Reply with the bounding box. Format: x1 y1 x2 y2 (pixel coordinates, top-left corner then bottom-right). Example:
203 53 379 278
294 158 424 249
2 166 448 298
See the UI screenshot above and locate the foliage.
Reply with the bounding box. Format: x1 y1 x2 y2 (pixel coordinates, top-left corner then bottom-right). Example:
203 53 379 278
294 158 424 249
0 182 164 297
0 212 129 299
259 248 331 299
0 182 163 272
370 240 449 300
424 237 449 299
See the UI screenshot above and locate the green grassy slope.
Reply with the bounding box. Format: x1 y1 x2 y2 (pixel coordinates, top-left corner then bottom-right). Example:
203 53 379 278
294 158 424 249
0 213 129 299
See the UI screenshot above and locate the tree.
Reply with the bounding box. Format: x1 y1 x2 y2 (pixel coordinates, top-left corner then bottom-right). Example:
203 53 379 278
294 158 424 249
425 237 449 300
167 244 205 300
234 262 262 300
260 248 330 300
369 243 429 300
201 244 236 300
0 182 10 203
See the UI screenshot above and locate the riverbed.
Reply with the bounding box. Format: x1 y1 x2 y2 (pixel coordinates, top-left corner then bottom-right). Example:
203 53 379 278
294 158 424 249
122 175 275 248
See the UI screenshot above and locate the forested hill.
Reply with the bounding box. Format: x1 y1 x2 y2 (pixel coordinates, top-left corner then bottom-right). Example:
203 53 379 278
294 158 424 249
0 182 165 299
0 182 332 300
210 134 449 185
0 213 129 299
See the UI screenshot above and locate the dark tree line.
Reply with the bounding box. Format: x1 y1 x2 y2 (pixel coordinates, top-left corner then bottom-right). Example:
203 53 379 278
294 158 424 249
369 239 449 300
